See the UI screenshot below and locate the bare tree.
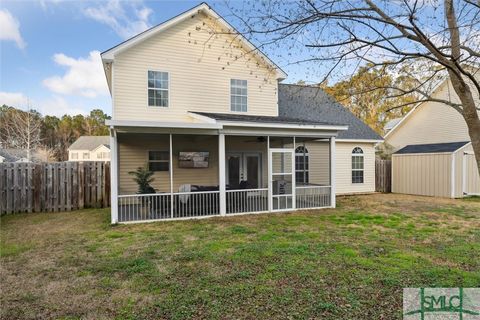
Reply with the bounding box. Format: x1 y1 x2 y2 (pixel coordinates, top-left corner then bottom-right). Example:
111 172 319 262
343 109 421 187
0 107 42 161
226 0 480 175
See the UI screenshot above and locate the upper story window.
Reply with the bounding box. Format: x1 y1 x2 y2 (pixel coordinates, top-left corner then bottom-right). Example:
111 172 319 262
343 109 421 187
230 79 247 112
295 146 309 185
83 152 90 160
352 147 364 184
148 71 169 107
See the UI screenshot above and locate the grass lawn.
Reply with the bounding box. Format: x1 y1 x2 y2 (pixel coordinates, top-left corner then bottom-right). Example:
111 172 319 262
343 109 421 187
1 194 479 319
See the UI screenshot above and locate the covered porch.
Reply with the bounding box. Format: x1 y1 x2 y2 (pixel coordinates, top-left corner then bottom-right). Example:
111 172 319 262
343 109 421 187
108 116 345 223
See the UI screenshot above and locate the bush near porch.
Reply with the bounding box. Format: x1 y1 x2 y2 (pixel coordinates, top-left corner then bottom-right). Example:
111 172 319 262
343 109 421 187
1 194 479 319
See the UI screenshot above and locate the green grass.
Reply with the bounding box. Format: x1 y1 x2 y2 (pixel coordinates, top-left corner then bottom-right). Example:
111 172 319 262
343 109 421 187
1 194 479 319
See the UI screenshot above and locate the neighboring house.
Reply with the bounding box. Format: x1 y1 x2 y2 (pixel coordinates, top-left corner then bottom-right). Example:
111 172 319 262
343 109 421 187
384 77 480 198
101 3 382 224
68 136 110 162
0 155 5 163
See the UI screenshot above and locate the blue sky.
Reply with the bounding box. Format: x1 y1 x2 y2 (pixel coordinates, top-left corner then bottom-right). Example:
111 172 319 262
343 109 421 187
2 0 295 117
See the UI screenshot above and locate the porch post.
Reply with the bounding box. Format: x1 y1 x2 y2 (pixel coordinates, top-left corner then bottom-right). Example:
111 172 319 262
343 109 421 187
169 134 174 218
267 136 272 212
330 136 336 208
218 133 226 216
110 128 118 224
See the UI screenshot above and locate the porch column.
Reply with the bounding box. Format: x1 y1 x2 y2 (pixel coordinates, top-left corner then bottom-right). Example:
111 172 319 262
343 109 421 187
330 136 336 208
267 136 272 212
110 128 118 224
169 134 174 218
218 133 226 216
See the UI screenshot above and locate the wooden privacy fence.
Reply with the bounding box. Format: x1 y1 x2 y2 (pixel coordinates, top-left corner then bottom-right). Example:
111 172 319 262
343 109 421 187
375 159 392 193
0 162 110 214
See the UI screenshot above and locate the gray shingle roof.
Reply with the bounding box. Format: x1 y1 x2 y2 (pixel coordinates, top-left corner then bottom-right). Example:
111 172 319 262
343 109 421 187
191 111 343 126
278 84 383 140
394 141 470 154
69 136 110 151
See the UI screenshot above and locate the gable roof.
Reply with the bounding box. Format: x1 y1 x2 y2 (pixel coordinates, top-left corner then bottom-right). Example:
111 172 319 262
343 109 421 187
384 118 402 132
190 111 343 126
101 2 286 79
394 141 470 154
278 84 383 141
69 136 110 151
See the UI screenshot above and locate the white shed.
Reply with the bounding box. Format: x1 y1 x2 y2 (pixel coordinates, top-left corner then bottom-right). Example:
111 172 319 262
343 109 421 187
392 141 479 198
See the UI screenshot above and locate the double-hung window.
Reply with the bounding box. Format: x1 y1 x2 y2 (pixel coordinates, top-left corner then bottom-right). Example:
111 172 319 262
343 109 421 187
148 151 169 172
83 152 90 160
230 79 247 112
148 71 169 107
352 147 364 184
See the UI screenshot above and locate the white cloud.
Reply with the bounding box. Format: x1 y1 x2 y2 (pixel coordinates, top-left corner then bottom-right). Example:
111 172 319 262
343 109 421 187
0 91 88 116
36 95 88 117
0 91 28 107
0 9 26 49
43 51 109 98
83 0 152 39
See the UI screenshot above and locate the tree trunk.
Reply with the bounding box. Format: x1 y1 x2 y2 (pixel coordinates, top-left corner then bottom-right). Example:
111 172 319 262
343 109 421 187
449 72 480 178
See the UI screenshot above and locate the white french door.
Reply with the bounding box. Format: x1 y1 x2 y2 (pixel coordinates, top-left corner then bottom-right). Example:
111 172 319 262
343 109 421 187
227 152 261 188
269 148 295 211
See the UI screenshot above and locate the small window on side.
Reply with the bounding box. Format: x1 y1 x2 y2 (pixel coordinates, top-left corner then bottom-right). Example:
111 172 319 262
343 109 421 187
148 151 169 172
352 147 364 184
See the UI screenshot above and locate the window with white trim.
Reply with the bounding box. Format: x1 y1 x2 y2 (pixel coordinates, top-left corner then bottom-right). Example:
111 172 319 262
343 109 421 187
352 147 364 184
295 146 309 184
230 79 247 112
83 152 90 160
71 152 78 160
148 71 169 107
148 151 169 172
97 152 110 160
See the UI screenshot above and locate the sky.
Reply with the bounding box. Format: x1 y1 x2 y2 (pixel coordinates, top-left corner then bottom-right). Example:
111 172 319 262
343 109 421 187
1 0 286 117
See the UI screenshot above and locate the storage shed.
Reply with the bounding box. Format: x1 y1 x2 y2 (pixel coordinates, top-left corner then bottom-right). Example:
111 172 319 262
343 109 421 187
392 141 479 198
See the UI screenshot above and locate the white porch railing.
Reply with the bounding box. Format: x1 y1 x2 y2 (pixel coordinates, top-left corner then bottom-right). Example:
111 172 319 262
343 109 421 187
295 185 331 209
226 188 268 214
173 191 220 218
118 186 330 222
118 191 220 222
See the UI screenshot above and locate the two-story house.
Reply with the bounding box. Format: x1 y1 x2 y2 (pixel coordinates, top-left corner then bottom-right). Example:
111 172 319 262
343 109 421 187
103 3 382 224
68 136 111 162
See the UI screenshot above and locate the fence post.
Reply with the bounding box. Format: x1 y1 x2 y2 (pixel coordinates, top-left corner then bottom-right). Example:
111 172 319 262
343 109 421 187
33 164 42 212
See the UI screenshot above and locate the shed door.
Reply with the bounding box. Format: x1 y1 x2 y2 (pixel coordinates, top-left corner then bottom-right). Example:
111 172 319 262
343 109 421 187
463 152 480 195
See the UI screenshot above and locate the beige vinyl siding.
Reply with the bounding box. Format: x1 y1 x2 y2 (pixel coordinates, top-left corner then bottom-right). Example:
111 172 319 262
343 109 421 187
464 154 480 195
334 142 376 194
118 134 219 194
296 141 375 194
392 153 452 197
118 135 376 195
303 141 330 185
386 79 480 152
113 12 278 123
